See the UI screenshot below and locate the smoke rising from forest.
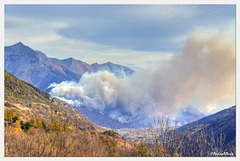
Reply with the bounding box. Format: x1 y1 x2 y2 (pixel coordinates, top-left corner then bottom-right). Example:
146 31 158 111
49 30 235 118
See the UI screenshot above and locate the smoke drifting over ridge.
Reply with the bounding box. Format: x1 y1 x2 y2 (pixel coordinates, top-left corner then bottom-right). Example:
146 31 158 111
49 30 235 119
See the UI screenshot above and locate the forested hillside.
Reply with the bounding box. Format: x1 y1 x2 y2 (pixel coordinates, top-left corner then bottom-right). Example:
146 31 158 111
4 70 136 157
4 70 102 132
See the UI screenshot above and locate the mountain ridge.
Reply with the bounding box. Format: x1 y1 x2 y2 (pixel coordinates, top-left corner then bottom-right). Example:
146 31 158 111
5 42 134 91
178 105 236 148
4 42 230 130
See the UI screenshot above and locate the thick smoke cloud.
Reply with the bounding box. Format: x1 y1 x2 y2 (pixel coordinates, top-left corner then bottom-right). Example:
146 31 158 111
49 30 235 119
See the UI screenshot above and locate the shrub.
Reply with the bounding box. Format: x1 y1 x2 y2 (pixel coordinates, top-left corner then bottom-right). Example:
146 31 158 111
12 116 19 123
5 101 14 107
103 130 119 137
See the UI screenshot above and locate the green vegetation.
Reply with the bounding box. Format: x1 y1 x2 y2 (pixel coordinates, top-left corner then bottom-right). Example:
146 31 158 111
4 109 20 122
4 71 48 104
103 130 120 137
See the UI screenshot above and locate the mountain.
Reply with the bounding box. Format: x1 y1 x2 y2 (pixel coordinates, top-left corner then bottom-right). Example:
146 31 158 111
116 105 236 149
4 70 138 157
177 106 205 125
4 42 138 129
92 62 134 78
75 106 151 129
4 42 79 91
3 42 217 130
4 42 134 91
4 70 104 132
74 104 205 129
178 105 236 148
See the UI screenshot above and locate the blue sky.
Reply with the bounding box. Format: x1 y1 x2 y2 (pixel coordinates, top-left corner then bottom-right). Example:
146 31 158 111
5 5 235 69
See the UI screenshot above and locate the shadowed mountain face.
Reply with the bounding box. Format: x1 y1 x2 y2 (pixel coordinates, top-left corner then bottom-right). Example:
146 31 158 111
178 105 236 148
5 42 134 91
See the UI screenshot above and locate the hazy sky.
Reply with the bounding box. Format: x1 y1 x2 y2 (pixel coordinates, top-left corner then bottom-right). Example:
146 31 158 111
5 5 235 69
4 4 236 115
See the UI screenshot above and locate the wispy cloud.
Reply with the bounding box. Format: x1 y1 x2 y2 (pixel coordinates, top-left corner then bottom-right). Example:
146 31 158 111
5 5 235 69
5 14 174 69
4 4 236 116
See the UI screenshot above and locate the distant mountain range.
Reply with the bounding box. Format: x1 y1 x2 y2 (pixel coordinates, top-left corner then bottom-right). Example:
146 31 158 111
5 42 134 91
3 42 211 129
4 42 141 128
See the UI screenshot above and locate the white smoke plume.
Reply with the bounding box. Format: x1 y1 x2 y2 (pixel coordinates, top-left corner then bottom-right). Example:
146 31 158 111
49 30 235 119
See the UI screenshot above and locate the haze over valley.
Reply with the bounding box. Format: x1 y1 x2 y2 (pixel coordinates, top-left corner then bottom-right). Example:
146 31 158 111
5 29 235 128
4 4 236 157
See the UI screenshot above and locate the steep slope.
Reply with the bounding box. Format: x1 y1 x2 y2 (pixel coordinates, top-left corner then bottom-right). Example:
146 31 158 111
4 70 139 157
4 42 79 90
5 42 134 91
178 105 236 148
4 70 103 132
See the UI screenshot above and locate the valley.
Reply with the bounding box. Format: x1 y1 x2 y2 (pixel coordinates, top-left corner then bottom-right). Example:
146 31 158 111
4 42 236 157
4 42 206 129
